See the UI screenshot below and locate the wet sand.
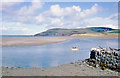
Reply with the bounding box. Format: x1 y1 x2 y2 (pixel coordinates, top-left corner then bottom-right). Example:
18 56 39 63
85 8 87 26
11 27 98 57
1 36 94 47
1 36 119 47
2 62 118 76
1 37 73 47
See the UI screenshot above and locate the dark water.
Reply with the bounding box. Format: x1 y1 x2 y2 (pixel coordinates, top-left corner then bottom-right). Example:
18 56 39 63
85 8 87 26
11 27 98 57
2 39 118 68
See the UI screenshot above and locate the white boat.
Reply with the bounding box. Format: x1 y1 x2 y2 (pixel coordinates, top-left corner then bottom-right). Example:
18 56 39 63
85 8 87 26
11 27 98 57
71 47 79 51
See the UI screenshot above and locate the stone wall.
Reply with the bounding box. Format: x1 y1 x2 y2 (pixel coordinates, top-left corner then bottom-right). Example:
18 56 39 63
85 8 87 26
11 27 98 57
89 46 120 71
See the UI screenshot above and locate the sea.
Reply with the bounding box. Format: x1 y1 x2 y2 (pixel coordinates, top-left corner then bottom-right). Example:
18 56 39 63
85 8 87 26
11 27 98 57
1 35 119 68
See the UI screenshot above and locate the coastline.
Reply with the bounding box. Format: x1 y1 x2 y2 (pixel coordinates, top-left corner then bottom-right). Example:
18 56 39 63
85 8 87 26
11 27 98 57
1 36 119 47
2 61 118 76
1 36 119 76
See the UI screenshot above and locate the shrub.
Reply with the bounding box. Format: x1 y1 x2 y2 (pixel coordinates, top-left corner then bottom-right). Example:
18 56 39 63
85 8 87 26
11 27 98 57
110 65 116 70
101 67 105 70
117 68 120 72
99 62 103 67
112 66 116 70
104 64 108 68
110 65 113 69
88 59 92 62
94 61 97 65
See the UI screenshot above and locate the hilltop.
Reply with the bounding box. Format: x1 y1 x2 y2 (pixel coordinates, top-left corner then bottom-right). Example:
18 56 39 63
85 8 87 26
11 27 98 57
34 27 119 36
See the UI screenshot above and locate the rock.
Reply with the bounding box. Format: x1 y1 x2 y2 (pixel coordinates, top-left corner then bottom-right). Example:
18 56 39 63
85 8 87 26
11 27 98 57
82 69 85 71
70 62 74 64
96 64 99 67
86 64 89 67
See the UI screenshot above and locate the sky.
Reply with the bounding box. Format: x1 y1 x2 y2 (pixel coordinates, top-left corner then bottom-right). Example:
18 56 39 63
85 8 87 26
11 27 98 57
0 1 118 35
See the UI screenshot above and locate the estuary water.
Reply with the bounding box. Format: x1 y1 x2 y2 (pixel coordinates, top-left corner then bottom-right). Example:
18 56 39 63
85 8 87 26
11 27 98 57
2 38 118 68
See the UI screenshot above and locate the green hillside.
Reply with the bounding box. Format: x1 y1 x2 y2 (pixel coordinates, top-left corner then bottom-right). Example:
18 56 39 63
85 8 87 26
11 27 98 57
107 30 120 33
34 27 117 36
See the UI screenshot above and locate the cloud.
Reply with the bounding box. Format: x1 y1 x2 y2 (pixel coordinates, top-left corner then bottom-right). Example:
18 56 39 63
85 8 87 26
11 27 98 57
35 4 118 29
2 0 25 2
18 1 44 16
22 28 28 31
35 4 103 28
84 13 118 29
80 4 101 18
35 14 44 23
47 3 100 18
1 3 118 35
1 22 28 31
1 22 29 35
0 27 8 31
2 0 44 24
1 2 18 13
1 21 48 35
109 13 118 20
0 0 25 13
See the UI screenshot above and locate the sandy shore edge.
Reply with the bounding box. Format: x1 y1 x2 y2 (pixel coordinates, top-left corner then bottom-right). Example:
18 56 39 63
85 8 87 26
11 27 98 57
2 61 118 76
1 36 119 47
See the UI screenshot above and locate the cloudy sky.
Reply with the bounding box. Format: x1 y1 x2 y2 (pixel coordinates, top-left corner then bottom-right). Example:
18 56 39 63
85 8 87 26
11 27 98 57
1 1 118 35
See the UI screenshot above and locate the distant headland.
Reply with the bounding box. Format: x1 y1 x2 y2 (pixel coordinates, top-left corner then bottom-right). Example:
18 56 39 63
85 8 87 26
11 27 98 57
34 27 120 37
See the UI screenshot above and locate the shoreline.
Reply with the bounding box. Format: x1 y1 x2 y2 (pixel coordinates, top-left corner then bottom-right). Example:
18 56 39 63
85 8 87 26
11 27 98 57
1 36 119 47
1 36 72 47
1 36 119 76
2 61 118 76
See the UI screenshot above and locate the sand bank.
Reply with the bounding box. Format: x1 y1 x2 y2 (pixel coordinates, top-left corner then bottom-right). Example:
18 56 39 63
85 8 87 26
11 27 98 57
2 62 118 76
1 36 119 47
1 36 92 47
1 37 73 47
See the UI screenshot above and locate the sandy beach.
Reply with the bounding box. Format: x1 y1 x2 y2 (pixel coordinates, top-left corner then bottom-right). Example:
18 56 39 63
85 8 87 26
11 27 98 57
1 36 93 47
1 37 73 47
2 61 118 76
1 36 119 47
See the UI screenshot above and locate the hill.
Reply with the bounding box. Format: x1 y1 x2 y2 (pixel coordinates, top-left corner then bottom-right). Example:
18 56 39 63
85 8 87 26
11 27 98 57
34 27 118 36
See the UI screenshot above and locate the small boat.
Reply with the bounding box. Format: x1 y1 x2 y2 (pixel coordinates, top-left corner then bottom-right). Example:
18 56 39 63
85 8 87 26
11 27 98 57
71 47 79 51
